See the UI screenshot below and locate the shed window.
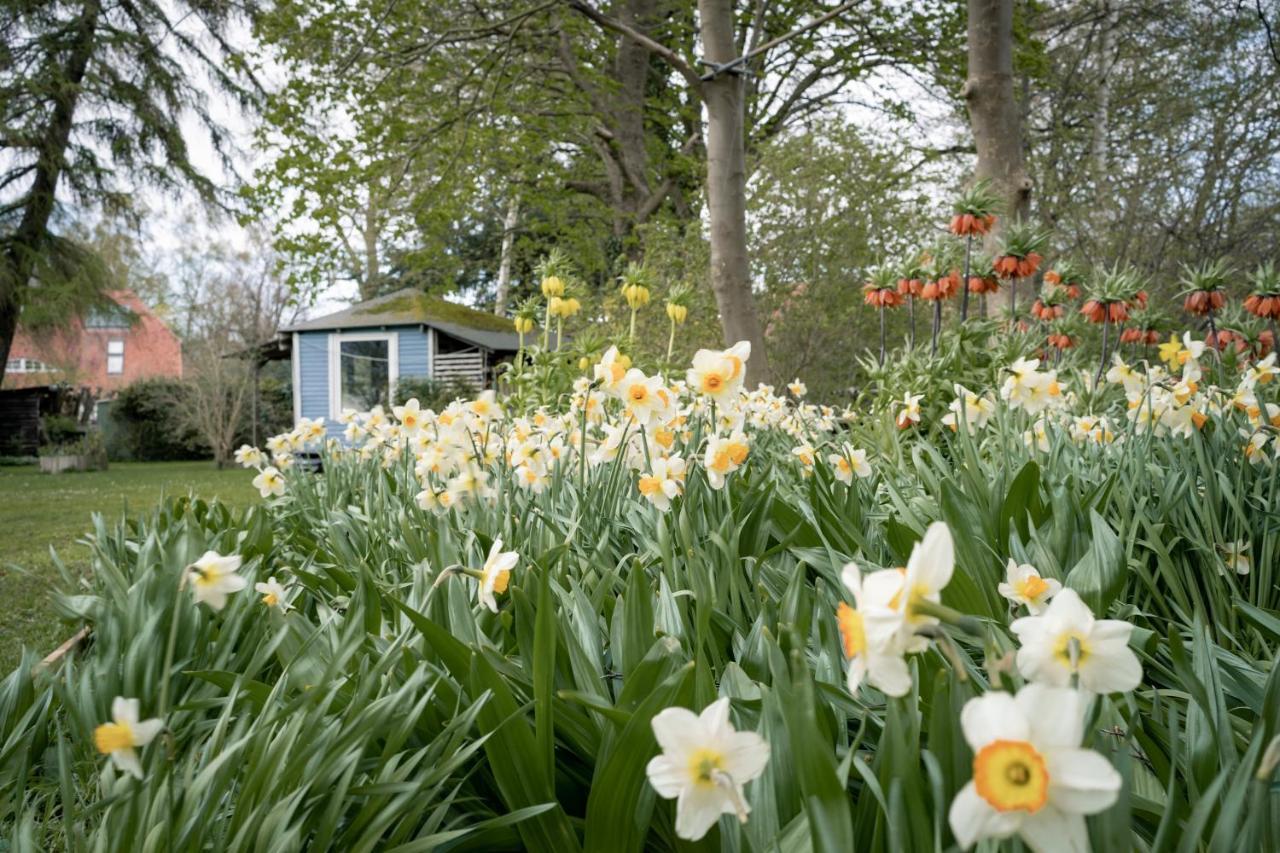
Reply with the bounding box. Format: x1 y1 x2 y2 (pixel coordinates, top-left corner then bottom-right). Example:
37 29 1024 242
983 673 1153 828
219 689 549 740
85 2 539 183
106 340 124 375
338 338 391 411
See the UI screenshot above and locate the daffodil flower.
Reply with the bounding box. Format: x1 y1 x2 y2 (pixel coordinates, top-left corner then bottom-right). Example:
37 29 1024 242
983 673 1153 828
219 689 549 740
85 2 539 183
234 444 265 468
254 576 292 612
252 466 285 498
187 551 247 611
645 698 770 841
393 398 424 432
948 684 1121 852
637 456 685 511
827 444 871 484
94 697 163 780
890 521 955 651
477 539 517 613
998 559 1061 614
838 564 913 697
1010 588 1142 694
1220 540 1252 576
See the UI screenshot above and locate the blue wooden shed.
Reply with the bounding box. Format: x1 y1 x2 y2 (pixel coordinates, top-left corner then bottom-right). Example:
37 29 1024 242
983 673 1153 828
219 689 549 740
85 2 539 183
280 289 520 428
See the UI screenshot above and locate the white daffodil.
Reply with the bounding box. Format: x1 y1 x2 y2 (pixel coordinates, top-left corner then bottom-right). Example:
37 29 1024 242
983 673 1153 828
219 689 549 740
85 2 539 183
252 465 285 498
94 696 164 780
1010 588 1142 694
618 368 669 427
478 538 517 613
787 379 807 398
948 684 1121 852
254 576 292 612
645 698 770 841
998 560 1062 614
234 444 265 468
943 384 996 432
838 564 913 697
895 392 923 429
1221 540 1252 576
704 432 749 490
186 551 247 611
637 455 686 511
891 521 955 650
393 397 424 432
827 444 871 485
593 345 630 393
687 342 750 404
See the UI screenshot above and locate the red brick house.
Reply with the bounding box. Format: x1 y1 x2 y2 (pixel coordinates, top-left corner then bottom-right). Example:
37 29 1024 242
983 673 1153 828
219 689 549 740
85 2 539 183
2 290 183 395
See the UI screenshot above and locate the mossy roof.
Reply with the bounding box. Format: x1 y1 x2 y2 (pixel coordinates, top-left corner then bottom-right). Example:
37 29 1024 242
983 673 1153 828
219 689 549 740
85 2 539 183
284 288 520 351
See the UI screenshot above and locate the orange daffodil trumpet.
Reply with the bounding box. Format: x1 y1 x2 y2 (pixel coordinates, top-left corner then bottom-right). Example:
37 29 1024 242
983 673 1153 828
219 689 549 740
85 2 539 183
948 684 1122 852
94 696 164 780
645 698 770 841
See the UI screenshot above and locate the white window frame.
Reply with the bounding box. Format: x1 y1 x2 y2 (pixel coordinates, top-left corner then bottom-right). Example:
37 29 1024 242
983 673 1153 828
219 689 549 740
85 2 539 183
106 340 124 375
328 331 398 419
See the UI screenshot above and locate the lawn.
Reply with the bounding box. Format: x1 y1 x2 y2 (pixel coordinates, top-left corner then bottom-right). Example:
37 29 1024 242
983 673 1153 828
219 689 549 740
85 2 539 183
0 460 254 671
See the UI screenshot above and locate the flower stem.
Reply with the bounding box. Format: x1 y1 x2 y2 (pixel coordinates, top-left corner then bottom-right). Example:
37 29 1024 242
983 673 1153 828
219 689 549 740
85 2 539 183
961 235 972 322
1096 312 1111 387
878 306 886 367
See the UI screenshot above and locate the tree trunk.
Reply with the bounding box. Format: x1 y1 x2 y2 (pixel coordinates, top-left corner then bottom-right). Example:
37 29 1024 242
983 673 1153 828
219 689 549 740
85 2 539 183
0 0 100 385
494 193 520 316
699 0 769 386
360 189 381 301
964 0 1031 311
1091 0 1118 207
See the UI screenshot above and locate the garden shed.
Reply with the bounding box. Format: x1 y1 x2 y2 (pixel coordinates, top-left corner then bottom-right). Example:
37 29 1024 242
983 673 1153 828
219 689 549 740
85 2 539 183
282 289 520 428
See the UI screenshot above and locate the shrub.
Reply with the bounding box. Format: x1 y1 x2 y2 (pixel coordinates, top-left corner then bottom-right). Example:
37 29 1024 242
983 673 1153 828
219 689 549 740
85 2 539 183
105 379 207 461
393 375 475 410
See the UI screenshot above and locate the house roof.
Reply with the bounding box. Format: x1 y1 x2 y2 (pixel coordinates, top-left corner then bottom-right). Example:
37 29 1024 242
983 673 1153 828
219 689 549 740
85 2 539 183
283 289 520 351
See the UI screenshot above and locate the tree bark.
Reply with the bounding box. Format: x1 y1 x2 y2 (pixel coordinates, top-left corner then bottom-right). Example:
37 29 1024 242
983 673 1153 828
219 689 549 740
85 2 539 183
1091 0 1118 207
964 0 1031 310
0 0 100 386
699 0 769 386
494 193 520 315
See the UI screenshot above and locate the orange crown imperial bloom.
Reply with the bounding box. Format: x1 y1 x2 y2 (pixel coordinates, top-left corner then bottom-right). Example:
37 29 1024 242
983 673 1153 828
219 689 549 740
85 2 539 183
1244 294 1280 319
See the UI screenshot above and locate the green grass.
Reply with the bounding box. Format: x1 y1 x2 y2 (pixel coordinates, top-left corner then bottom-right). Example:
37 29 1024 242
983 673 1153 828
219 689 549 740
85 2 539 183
0 460 254 670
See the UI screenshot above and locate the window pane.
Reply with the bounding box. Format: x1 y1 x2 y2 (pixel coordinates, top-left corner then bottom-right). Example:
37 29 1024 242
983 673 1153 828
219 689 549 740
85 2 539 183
107 340 124 355
339 339 390 411
107 355 124 374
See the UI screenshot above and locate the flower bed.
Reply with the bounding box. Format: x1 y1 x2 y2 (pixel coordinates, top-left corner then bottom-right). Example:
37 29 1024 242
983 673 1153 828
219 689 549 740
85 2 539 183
2 341 1278 851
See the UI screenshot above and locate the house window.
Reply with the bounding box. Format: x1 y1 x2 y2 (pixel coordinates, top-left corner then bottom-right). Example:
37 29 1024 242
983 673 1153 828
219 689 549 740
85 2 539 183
85 305 132 328
6 358 54 373
335 335 394 413
107 340 124 375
